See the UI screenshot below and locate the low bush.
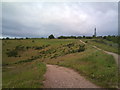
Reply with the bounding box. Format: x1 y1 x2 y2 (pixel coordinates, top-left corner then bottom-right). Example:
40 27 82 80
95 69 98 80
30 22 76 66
85 41 88 43
6 45 26 57
6 50 18 57
15 45 25 51
35 46 43 50
78 44 85 52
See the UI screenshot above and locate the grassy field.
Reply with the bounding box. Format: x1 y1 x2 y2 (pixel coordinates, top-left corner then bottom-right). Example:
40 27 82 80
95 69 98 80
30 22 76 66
2 38 118 88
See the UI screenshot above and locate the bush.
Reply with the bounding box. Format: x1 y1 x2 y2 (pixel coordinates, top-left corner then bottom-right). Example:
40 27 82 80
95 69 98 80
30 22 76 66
15 45 25 51
6 45 25 57
26 46 31 50
85 41 88 43
35 46 43 50
78 44 85 52
6 50 18 57
32 40 34 42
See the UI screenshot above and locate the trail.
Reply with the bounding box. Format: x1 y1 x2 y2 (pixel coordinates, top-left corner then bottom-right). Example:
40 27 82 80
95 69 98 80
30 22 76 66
80 40 119 65
43 64 99 88
93 45 119 65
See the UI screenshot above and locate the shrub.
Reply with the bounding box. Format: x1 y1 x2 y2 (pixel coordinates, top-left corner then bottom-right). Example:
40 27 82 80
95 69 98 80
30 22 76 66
85 41 88 43
35 46 43 50
26 46 31 50
6 50 18 57
66 43 74 48
15 45 25 51
78 44 85 52
32 40 34 42
6 45 25 57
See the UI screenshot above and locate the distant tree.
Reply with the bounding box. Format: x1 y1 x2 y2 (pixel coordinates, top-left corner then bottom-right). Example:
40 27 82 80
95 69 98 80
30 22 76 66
58 36 76 39
6 37 9 40
83 36 85 38
103 36 107 39
41 37 44 39
20 38 23 40
86 36 92 39
77 36 82 39
14 37 16 39
48 34 55 39
26 37 29 39
92 35 95 38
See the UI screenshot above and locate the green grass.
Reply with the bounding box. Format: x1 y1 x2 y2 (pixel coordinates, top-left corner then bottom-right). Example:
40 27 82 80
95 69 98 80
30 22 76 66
3 61 46 88
45 45 118 88
2 38 118 88
2 39 79 88
82 39 119 54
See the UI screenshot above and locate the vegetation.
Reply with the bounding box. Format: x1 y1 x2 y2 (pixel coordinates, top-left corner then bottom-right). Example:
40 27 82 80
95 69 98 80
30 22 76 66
6 50 18 57
78 44 85 52
3 61 46 88
82 38 119 54
45 45 118 88
48 34 55 39
2 37 119 88
2 39 79 88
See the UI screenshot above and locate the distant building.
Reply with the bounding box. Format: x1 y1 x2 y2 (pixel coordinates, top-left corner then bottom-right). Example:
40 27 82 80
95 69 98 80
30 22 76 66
94 27 96 37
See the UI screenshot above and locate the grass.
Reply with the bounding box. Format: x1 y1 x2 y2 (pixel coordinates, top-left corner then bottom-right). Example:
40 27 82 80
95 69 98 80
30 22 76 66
3 61 46 88
45 45 118 88
82 39 119 54
2 39 79 88
2 38 118 88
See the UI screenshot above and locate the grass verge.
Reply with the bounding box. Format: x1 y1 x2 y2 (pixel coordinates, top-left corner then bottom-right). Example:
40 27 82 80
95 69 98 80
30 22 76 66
2 61 46 88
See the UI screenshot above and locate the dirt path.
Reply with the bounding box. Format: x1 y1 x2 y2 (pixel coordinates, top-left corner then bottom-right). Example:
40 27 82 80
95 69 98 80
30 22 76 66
80 40 119 65
93 45 119 65
43 64 99 88
80 40 86 44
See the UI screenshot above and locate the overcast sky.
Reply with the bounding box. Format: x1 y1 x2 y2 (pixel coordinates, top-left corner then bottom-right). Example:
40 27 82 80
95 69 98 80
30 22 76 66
2 2 118 38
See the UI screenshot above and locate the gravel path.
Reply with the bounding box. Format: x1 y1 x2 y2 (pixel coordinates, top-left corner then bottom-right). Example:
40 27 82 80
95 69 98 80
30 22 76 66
43 64 99 88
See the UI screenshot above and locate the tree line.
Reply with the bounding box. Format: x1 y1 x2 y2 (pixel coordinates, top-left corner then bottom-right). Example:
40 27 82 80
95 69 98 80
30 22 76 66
2 34 119 43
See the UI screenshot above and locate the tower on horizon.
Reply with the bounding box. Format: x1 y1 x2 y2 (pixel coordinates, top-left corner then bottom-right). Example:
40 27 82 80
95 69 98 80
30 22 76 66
94 27 96 37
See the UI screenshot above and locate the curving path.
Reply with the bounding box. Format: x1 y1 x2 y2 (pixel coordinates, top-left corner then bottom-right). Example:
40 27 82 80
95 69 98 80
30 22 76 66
93 45 119 65
80 40 119 65
43 64 99 88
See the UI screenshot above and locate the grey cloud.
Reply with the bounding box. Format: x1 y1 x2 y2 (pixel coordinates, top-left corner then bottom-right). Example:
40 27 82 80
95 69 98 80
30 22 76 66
2 2 118 38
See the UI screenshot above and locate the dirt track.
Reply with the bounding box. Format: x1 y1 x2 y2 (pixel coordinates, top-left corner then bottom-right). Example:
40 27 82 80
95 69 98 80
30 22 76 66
43 40 119 88
80 40 119 65
93 45 119 65
43 64 99 88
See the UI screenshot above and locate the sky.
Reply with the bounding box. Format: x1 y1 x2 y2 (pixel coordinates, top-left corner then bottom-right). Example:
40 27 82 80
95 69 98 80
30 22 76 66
2 2 118 38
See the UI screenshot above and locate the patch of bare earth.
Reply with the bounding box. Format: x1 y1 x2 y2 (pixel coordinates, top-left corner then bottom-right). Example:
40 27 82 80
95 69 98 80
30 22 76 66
43 64 99 88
